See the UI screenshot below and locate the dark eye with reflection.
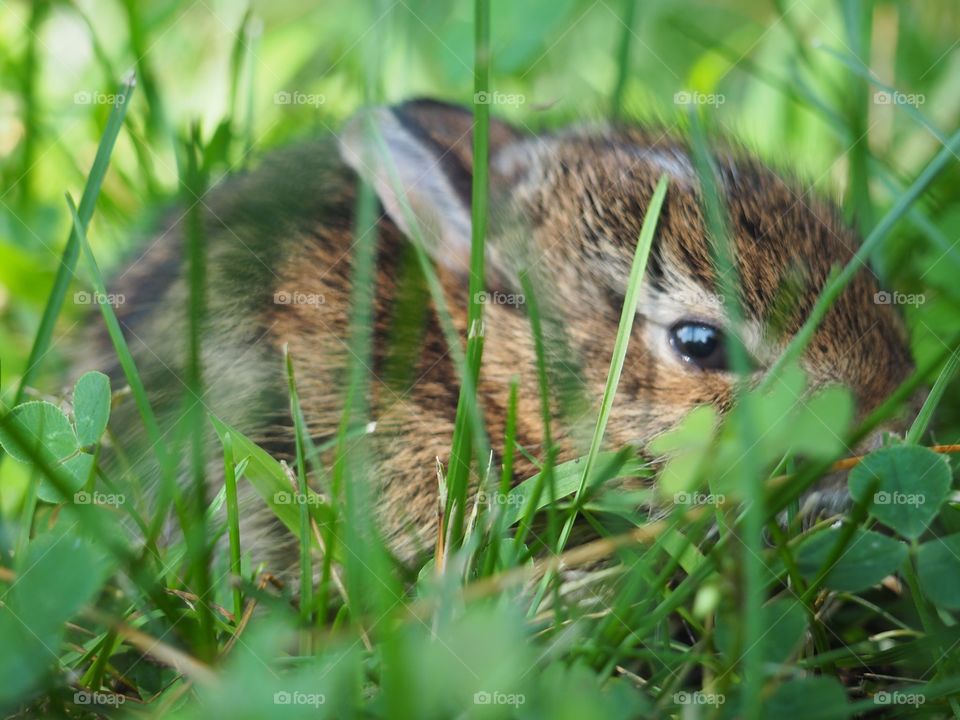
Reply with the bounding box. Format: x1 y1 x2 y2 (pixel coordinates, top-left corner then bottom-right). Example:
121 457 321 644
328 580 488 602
668 321 728 371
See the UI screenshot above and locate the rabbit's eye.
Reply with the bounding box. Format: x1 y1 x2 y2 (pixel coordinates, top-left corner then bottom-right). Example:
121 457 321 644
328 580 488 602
668 321 728 371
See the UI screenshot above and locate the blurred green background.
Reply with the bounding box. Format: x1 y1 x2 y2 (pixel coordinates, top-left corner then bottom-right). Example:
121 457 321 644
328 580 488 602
1 0 959 503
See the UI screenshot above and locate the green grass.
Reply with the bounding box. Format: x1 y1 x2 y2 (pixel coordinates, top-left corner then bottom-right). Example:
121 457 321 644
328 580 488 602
2 1 960 718
12 72 136 408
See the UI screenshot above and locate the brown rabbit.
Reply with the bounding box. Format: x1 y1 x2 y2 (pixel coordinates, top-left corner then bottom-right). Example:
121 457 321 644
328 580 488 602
90 99 914 578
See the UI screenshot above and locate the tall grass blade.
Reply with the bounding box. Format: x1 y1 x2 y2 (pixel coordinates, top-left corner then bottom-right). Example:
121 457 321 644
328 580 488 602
65 196 167 469
221 432 243 623
180 131 215 661
445 0 492 549
557 174 669 551
610 0 637 119
284 348 313 639
688 110 763 720
907 350 960 445
14 73 135 407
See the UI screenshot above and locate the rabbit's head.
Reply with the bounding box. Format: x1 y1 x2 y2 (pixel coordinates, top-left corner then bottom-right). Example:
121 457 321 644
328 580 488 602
340 99 914 455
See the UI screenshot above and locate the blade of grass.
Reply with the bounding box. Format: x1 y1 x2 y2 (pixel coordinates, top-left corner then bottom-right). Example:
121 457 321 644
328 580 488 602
511 275 562 619
906 350 960 445
180 129 216 662
284 347 313 644
481 377 518 574
13 0 47 207
688 109 763 720
518 174 668 620
14 72 135 408
209 416 327 543
15 467 38 557
445 0 492 549
330 16 402 629
66 194 182 558
512 274 559 556
362 122 492 520
596 507 715 672
221 432 243 624
330 178 394 625
121 0 166 139
840 0 875 235
71 7 160 198
228 8 258 166
610 0 637 119
228 8 252 132
557 173 669 552
65 196 167 470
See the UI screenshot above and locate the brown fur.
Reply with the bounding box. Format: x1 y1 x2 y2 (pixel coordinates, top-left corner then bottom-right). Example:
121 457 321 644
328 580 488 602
92 99 913 578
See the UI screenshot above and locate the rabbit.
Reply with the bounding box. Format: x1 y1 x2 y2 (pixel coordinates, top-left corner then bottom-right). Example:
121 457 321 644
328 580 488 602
86 98 915 580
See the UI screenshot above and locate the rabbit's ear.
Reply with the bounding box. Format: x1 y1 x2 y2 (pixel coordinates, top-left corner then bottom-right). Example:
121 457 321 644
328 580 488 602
338 99 522 275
